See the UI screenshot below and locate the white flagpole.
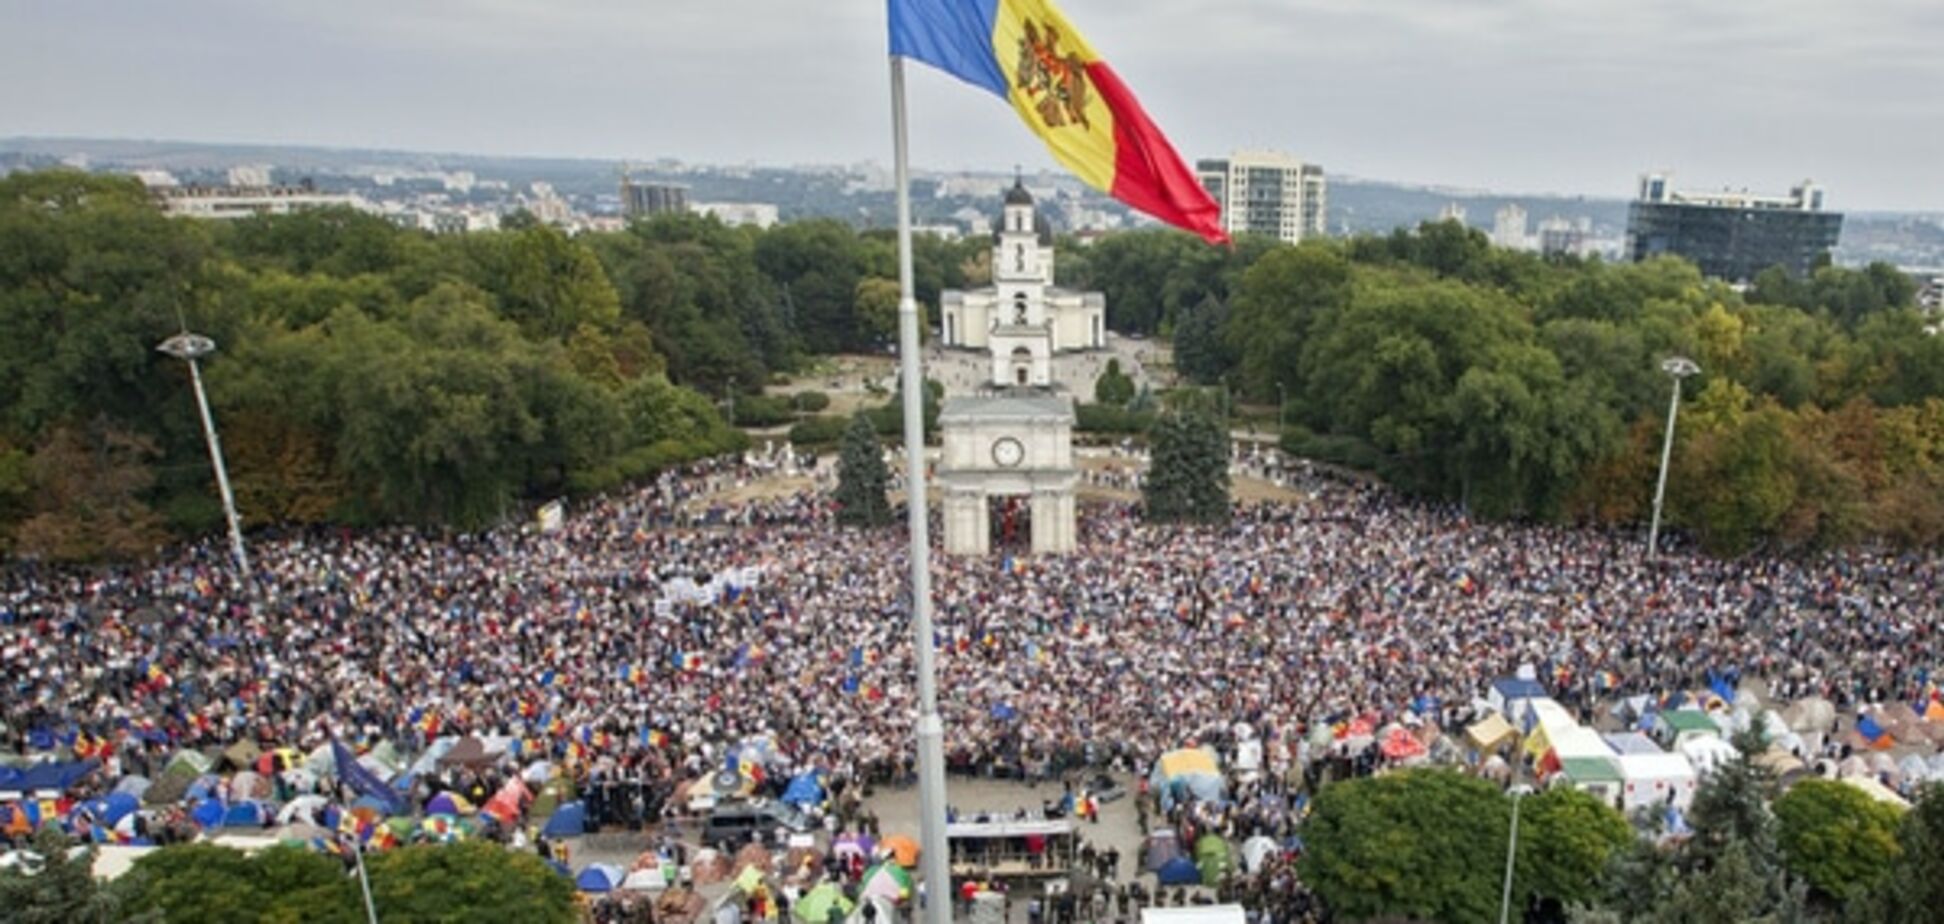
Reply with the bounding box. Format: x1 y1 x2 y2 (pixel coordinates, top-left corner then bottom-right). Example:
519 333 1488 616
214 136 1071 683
889 54 952 924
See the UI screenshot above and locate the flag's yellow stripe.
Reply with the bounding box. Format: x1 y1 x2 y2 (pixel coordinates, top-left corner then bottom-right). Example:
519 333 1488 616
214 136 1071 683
990 0 1118 191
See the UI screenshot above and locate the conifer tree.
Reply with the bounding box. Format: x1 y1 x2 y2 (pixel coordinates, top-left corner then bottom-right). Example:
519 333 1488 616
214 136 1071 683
835 412 892 527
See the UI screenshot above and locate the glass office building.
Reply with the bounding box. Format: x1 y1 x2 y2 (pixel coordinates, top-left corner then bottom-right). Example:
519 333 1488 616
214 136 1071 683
1626 173 1842 282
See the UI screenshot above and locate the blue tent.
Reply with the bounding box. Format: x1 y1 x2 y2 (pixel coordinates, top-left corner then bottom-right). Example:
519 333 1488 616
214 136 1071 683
76 792 140 826
0 759 100 794
781 772 826 807
222 801 270 828
542 801 586 838
1156 855 1202 886
184 775 222 803
0 767 22 791
575 863 625 893
190 799 226 829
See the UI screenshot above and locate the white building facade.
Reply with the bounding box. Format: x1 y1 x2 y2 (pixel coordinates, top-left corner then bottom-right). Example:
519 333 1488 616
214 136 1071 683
1195 150 1326 244
939 181 1105 387
936 179 1088 557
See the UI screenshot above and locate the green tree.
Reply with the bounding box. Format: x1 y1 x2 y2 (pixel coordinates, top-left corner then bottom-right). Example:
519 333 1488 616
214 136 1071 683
1851 783 1944 924
1143 409 1229 525
460 223 621 340
755 219 869 354
1223 244 1351 403
112 844 353 924
0 829 120 924
367 842 575 924
853 276 903 347
1093 358 1135 407
1773 779 1902 903
1299 769 1507 923
835 412 892 527
11 423 166 562
1518 787 1632 910
1171 295 1234 385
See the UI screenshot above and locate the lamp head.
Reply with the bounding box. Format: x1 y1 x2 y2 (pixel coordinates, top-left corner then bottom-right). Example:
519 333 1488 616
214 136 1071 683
1661 356 1700 379
157 332 217 360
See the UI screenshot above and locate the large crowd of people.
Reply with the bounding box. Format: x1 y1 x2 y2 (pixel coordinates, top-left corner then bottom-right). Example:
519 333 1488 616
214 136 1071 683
2 453 1939 918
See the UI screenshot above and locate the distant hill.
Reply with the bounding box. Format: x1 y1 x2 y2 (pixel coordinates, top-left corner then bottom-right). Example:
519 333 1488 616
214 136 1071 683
7 136 1936 265
1330 177 1630 238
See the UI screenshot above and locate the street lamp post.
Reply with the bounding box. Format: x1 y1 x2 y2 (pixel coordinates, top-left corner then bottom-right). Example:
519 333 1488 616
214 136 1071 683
1647 356 1701 561
1499 783 1534 924
1275 381 1288 434
157 332 250 580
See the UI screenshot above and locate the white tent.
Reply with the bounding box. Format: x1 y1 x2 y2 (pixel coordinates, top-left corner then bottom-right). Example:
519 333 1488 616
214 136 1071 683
1142 908 1247 924
1616 753 1699 812
1678 736 1739 775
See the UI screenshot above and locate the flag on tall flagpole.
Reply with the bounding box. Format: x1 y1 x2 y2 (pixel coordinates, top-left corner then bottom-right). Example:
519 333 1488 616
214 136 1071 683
889 0 1228 245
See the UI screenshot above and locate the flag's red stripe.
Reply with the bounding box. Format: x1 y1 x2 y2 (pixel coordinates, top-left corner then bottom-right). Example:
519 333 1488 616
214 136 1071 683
1086 61 1228 246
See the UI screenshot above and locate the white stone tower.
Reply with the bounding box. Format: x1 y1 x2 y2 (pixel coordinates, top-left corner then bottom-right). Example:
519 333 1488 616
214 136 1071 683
937 179 1095 557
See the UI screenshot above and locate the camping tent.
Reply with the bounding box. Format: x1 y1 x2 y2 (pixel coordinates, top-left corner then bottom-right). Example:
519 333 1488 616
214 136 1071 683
1150 748 1226 810
1465 714 1518 753
1655 711 1723 748
1156 855 1202 886
1488 678 1548 718
1240 835 1279 874
542 801 587 838
794 882 855 921
1379 727 1428 762
0 760 100 795
781 772 826 808
1552 756 1624 805
1616 753 1698 812
1193 834 1231 886
1678 736 1739 775
1603 732 1663 756
1144 831 1182 871
857 862 912 903
577 863 626 893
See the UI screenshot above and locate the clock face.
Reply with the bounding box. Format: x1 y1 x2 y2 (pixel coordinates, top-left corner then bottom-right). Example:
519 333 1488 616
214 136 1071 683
991 437 1026 468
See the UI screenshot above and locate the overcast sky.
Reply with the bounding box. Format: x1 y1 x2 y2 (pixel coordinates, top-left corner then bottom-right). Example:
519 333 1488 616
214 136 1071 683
5 0 1940 210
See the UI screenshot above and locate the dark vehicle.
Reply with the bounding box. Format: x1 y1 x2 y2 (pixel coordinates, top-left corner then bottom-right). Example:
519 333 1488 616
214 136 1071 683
702 800 815 850
1084 773 1127 803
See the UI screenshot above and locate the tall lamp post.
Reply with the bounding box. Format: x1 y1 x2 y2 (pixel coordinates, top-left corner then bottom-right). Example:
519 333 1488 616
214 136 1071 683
1647 356 1701 560
1275 381 1288 434
157 332 250 579
1499 783 1534 924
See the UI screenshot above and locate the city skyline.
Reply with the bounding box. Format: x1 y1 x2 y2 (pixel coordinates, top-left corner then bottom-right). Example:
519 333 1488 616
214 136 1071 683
5 0 1942 211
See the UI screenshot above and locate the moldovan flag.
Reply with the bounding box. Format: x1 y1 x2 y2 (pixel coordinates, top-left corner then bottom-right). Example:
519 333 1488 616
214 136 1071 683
890 0 1227 245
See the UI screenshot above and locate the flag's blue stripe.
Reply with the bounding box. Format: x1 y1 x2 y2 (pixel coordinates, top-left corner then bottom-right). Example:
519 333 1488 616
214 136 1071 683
888 0 1007 98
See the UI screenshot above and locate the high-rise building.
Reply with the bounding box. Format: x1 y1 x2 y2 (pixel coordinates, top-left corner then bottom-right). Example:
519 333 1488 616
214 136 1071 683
1537 216 1590 257
1195 150 1326 244
1492 204 1529 250
620 176 689 219
1626 172 1843 281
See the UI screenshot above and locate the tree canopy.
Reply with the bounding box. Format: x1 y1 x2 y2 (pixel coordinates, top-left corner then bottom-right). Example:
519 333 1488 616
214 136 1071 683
3 168 1939 558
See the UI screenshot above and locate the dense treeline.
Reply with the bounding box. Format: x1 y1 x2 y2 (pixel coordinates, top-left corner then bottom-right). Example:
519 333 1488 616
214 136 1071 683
0 173 966 560
2 169 1938 560
1300 732 1944 923
1156 221 1942 554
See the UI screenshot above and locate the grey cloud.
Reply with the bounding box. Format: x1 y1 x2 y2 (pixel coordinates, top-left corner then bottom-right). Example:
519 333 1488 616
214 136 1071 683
1 0 1938 209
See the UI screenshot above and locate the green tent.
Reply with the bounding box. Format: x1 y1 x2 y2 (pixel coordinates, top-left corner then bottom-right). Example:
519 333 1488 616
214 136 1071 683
793 882 855 922
1193 834 1231 886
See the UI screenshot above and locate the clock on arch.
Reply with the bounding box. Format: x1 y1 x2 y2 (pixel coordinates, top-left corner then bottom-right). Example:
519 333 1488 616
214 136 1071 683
990 436 1026 468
